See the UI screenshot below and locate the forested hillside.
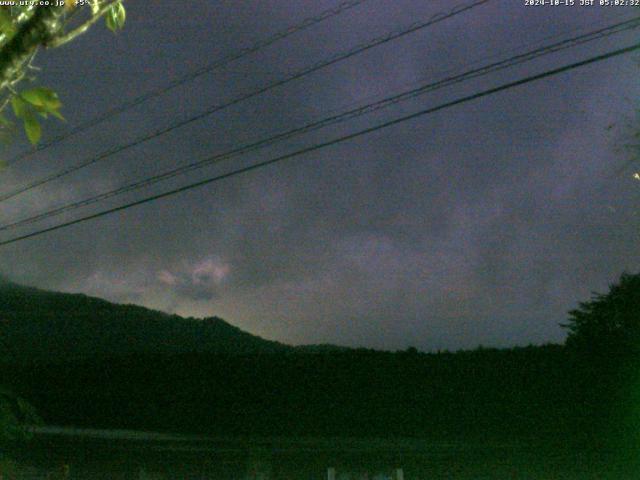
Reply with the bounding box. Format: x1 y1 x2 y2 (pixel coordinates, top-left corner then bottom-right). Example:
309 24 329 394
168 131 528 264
0 278 288 361
0 275 637 451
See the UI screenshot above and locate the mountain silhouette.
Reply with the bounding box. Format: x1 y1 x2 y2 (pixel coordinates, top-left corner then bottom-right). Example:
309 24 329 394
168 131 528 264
0 279 289 362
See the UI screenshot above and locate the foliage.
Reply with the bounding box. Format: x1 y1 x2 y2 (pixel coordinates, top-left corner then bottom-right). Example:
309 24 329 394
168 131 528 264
0 280 574 441
0 1 126 149
0 279 289 363
0 1 126 448
561 272 640 453
562 272 640 358
0 457 17 478
105 1 126 33
9 87 63 144
0 278 634 447
2 346 574 441
0 386 40 443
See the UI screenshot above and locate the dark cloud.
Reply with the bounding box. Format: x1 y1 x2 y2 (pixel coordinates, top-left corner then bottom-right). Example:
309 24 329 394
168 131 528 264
1 0 639 350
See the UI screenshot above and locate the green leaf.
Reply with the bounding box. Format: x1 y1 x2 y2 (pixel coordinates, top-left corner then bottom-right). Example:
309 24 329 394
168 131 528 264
21 87 62 111
49 108 65 121
33 105 65 121
10 95 28 119
22 111 41 145
17 87 64 124
105 2 126 32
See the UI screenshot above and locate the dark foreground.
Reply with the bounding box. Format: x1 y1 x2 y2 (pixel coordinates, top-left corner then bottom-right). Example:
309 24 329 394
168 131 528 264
1 276 639 478
2 426 639 479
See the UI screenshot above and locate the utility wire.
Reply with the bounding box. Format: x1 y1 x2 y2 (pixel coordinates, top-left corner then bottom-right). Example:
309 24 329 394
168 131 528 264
1 42 637 247
0 0 492 203
2 16 639 233
5 0 371 167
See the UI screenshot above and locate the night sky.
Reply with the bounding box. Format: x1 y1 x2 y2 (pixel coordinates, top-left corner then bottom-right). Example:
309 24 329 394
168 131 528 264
1 0 639 351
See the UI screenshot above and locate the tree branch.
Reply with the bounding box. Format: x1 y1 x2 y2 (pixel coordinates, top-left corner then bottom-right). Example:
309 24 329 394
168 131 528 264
47 1 121 49
0 6 37 47
0 6 67 92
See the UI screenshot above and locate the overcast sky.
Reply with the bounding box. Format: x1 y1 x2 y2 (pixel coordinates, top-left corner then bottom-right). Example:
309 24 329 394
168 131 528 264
1 0 639 351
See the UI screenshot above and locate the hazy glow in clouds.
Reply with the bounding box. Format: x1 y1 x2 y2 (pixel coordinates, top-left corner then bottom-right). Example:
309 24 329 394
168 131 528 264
157 257 231 301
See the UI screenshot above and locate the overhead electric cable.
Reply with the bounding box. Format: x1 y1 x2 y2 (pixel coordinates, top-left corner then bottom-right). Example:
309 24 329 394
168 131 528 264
1 42 637 247
0 0 492 202
2 16 638 232
5 0 371 167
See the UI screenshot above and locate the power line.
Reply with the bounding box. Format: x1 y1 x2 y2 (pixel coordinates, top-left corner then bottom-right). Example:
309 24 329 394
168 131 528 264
5 0 371 167
0 0 492 203
2 16 639 233
1 42 637 247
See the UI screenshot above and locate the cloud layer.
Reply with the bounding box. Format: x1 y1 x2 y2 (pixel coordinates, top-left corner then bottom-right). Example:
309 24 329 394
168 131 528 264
1 0 639 350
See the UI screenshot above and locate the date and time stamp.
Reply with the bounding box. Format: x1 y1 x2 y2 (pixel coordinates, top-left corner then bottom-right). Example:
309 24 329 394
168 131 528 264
0 1 90 6
525 0 640 6
1 0 638 6
0 0 638 7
